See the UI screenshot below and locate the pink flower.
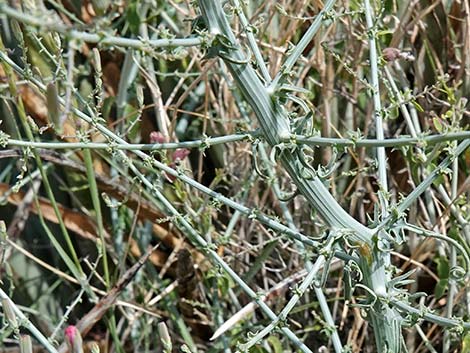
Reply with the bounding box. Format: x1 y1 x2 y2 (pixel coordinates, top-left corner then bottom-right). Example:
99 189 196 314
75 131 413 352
64 326 83 353
64 325 76 342
172 148 190 162
382 47 401 62
149 131 167 144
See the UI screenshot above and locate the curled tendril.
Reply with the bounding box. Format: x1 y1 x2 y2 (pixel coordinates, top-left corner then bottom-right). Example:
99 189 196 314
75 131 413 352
350 260 363 282
401 222 470 277
218 49 251 64
298 145 314 165
350 284 378 309
213 33 236 50
317 147 339 179
376 235 392 252
285 93 311 115
294 145 317 179
252 143 299 200
295 159 316 179
269 142 297 164
450 266 466 281
388 269 417 293
218 41 252 65
269 144 281 164
407 291 428 303
291 111 314 136
251 142 269 179
277 188 299 202
342 234 361 251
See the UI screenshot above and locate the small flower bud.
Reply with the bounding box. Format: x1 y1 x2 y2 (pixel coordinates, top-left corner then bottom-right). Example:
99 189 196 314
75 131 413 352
158 322 172 353
20 335 33 353
382 48 415 62
2 298 18 329
92 48 102 74
64 325 84 353
150 131 167 144
172 148 190 163
91 0 110 16
382 47 401 62
136 85 144 107
46 82 61 133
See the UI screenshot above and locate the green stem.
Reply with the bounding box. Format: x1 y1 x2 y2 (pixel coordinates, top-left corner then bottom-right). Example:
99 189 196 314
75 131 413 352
126 162 315 353
199 0 372 242
364 0 388 213
0 4 202 50
0 50 320 250
83 148 110 287
0 289 60 353
391 299 470 329
230 0 271 82
0 37 83 277
6 131 470 150
363 0 402 350
270 0 337 88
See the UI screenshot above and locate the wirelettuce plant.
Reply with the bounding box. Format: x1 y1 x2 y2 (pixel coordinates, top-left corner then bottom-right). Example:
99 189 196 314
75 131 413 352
197 0 470 351
1 0 470 352
198 0 401 351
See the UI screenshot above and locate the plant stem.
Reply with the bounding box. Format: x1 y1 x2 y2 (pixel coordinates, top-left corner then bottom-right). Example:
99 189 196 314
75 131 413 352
0 288 60 353
270 0 337 88
6 131 470 150
126 163 316 353
391 299 470 329
0 37 84 278
230 0 271 82
363 0 402 350
0 50 321 249
199 0 372 242
0 4 202 50
225 66 344 351
364 0 388 214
